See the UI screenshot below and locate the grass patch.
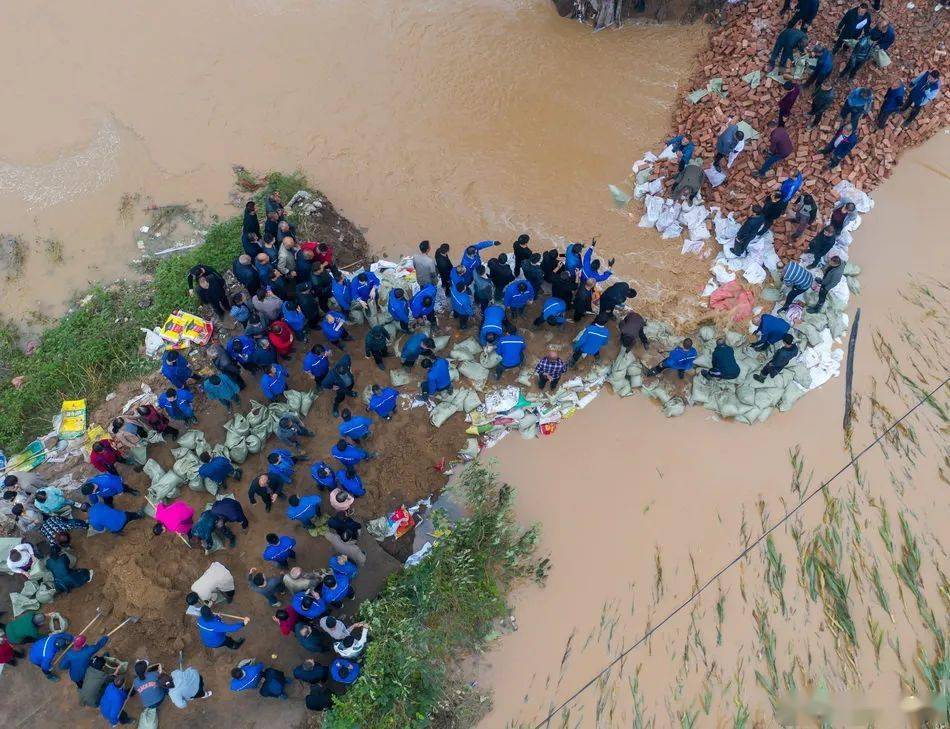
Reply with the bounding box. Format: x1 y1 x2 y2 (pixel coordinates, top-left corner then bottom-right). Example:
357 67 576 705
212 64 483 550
0 173 308 451
323 462 545 729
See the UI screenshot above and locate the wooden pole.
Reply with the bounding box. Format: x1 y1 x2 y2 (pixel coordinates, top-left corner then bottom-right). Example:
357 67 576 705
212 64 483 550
843 307 861 433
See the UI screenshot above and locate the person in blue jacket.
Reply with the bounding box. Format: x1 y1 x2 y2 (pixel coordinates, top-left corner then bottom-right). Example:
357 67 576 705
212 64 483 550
266 449 298 487
303 344 331 386
804 43 834 90
479 304 507 345
421 356 452 399
410 285 437 327
902 69 940 127
450 263 473 290
260 363 288 401
493 331 526 380
230 661 264 692
161 351 194 388
563 243 584 275
449 283 475 330
310 461 336 491
320 573 354 608
751 314 791 351
287 494 321 530
665 133 695 171
645 338 698 379
321 311 352 350
59 635 109 686
349 271 380 304
330 272 353 312
281 301 308 342
197 606 246 649
157 387 196 423
388 288 411 332
779 171 803 203
99 678 133 725
330 658 361 687
569 314 611 367
263 533 297 568
198 452 242 489
581 245 613 283
532 296 567 328
876 82 905 129
460 240 500 273
29 631 73 680
335 468 365 497
226 334 255 369
401 333 434 369
502 280 535 317
292 591 327 621
338 409 372 442
368 384 399 420
88 502 144 534
329 553 359 580
81 473 137 506
331 440 373 471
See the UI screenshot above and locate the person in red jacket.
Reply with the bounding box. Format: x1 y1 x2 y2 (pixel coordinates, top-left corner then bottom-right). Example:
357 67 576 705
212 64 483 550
268 320 295 359
135 404 180 440
89 439 131 474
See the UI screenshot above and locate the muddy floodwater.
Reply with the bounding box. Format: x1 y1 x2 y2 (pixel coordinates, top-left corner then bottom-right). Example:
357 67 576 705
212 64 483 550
479 134 950 727
0 0 704 320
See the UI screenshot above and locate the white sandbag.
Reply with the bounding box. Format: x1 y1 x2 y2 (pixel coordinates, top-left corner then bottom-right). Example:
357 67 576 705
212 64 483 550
661 222 684 239
390 369 411 387
832 181 873 213
644 195 664 224
458 360 489 385
430 402 459 427
479 350 502 369
449 347 474 362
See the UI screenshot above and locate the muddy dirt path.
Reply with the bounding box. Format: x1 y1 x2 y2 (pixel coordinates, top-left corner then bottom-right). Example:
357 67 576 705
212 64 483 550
476 134 950 726
0 0 706 323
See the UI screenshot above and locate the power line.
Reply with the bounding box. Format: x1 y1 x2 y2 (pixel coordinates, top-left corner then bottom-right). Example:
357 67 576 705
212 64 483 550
535 376 949 728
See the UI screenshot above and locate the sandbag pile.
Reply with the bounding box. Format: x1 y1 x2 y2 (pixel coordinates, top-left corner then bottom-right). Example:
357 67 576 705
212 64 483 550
170 429 229 495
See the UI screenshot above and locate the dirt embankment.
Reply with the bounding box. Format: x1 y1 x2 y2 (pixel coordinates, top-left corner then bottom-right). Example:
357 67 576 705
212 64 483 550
554 0 722 26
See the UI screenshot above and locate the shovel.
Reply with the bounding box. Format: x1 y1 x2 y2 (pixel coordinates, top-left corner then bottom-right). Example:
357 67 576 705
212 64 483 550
215 612 250 622
106 615 142 637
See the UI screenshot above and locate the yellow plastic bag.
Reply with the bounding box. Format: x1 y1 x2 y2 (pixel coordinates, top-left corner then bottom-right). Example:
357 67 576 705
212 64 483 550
59 399 87 439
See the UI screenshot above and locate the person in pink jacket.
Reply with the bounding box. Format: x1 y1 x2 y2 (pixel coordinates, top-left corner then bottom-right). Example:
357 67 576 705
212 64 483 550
152 500 196 535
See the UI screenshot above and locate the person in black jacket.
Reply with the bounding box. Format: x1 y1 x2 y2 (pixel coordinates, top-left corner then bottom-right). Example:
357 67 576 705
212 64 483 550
232 254 261 298
808 82 836 128
363 325 390 370
760 191 789 232
295 282 323 328
784 0 819 31
551 268 578 309
512 234 532 277
242 201 261 239
701 339 740 380
208 344 247 390
435 244 453 295
188 265 229 317
730 206 767 256
540 248 562 284
311 264 334 312
488 255 515 301
806 225 837 268
521 253 545 294
572 279 595 322
832 3 872 54
754 334 799 382
598 281 636 317
248 475 283 513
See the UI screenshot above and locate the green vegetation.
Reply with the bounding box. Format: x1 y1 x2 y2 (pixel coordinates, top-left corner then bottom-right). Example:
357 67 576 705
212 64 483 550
0 172 306 451
324 462 545 729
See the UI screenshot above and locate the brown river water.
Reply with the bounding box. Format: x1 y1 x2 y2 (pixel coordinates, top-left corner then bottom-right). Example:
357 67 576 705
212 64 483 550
3 1 948 726
0 0 704 321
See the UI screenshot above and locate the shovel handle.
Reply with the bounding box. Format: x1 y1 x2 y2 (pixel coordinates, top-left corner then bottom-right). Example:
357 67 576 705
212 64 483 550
216 612 249 622
106 618 132 637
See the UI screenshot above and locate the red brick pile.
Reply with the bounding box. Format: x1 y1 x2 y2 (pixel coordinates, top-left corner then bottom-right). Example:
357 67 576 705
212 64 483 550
667 0 948 260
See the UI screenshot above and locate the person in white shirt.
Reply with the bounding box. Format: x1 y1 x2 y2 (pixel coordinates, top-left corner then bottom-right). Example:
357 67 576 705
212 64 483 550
186 562 235 607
